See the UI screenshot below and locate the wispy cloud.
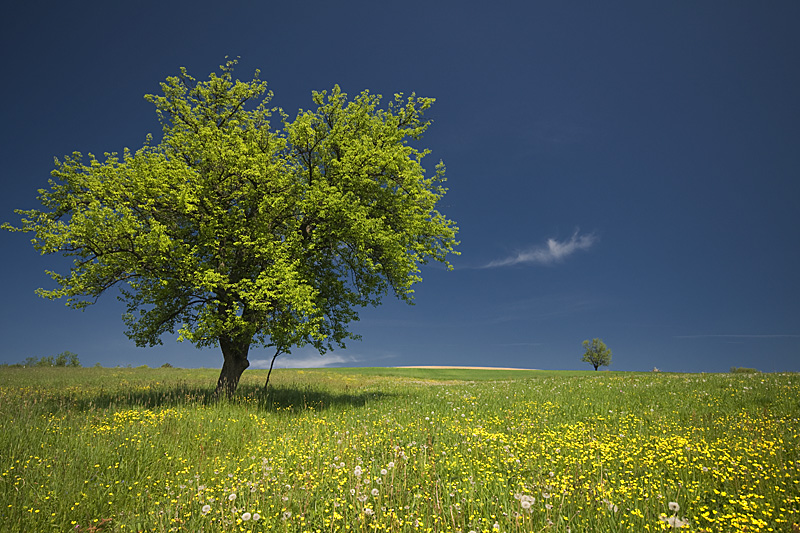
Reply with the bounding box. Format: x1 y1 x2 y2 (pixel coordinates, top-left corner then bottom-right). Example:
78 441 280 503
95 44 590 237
497 342 543 347
676 334 800 339
250 352 358 369
483 231 597 268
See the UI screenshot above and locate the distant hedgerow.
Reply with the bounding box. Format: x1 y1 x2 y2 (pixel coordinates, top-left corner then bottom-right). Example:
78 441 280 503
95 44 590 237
730 366 760 374
17 351 81 368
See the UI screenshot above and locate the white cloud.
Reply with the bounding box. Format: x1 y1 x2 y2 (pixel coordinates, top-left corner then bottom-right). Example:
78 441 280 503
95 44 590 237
250 352 357 369
484 231 597 268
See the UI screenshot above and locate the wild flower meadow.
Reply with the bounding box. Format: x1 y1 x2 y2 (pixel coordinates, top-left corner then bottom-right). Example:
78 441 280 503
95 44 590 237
0 366 798 532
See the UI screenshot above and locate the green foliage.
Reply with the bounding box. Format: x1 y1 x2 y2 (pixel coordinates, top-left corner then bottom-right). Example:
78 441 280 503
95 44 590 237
55 350 81 367
161 362 174 368
4 59 458 393
581 337 612 370
17 352 81 367
730 366 760 374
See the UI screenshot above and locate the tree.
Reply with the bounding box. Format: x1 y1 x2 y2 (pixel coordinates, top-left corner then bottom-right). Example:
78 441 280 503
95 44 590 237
54 351 81 367
4 59 459 397
581 338 612 370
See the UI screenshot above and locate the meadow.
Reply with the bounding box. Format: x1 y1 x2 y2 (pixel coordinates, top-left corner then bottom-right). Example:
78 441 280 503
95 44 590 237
0 366 798 533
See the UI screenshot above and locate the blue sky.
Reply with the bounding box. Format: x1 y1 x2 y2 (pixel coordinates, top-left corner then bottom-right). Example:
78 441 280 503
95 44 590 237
1 2 798 373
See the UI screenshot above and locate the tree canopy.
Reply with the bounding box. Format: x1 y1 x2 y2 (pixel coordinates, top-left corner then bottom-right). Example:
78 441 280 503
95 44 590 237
5 59 459 396
581 338 612 371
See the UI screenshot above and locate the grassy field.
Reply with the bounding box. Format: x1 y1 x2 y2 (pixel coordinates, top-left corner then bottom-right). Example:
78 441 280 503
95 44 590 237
0 367 798 532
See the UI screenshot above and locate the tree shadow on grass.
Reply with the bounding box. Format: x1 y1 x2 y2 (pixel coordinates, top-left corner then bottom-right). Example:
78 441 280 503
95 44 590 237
49 381 395 414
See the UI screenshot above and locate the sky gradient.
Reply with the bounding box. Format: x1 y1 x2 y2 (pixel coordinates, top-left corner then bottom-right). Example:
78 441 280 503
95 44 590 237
2 1 798 372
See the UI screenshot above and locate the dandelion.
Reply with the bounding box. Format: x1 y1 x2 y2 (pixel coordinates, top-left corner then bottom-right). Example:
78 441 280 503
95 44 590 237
660 514 690 528
380 468 388 476
201 504 211 515
282 511 292 521
371 488 379 497
387 461 395 468
228 493 237 501
354 465 363 477
364 507 375 516
668 502 680 512
252 513 260 521
521 500 532 510
241 512 251 521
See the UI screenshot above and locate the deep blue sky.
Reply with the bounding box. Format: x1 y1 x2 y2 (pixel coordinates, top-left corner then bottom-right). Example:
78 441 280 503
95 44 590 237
2 2 798 372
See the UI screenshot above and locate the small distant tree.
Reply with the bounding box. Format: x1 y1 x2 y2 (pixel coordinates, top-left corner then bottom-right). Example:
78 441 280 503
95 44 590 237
36 356 55 367
581 338 612 371
54 351 81 367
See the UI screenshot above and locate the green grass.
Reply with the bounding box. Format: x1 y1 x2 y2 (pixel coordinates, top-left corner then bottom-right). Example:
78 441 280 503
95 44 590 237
1 367 798 532
323 367 598 381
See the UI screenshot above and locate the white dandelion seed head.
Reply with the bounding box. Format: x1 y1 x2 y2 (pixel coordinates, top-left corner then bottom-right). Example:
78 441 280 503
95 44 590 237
380 468 388 476
241 512 251 521
387 461 395 469
668 501 680 512
660 514 689 528
521 500 532 510
354 465 363 477
228 493 237 501
371 488 379 497
252 513 260 521
201 504 211 515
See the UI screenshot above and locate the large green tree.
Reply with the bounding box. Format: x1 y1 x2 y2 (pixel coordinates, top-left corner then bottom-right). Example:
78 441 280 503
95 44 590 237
5 60 458 396
581 338 612 371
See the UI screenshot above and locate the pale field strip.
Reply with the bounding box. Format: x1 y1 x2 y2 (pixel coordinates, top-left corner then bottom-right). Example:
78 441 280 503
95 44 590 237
394 365 537 370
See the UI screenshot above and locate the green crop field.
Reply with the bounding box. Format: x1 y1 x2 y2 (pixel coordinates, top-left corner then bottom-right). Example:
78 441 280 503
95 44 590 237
0 366 798 532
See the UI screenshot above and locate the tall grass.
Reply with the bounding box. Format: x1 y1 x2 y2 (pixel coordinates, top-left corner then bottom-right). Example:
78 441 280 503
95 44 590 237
1 367 798 532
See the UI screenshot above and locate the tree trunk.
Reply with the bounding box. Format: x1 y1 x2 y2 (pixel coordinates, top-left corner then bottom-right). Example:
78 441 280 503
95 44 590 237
263 348 283 391
216 335 251 398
